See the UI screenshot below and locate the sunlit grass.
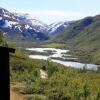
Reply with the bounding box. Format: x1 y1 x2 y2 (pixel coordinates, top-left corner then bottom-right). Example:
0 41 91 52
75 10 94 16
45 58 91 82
42 43 65 48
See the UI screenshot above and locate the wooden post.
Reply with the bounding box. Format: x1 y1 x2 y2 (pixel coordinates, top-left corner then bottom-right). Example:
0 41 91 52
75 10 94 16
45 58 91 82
0 46 15 100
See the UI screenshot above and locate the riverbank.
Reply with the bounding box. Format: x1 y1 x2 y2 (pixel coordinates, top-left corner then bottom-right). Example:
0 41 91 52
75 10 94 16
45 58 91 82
26 47 98 70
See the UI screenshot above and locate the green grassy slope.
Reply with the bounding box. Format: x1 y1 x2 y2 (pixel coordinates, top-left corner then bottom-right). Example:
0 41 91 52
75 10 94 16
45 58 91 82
0 30 8 46
10 49 100 100
54 15 100 64
7 33 100 100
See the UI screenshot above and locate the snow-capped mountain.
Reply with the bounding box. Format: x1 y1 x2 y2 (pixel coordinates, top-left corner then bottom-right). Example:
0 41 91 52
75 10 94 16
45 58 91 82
13 13 49 33
0 7 49 41
0 7 70 41
48 21 70 35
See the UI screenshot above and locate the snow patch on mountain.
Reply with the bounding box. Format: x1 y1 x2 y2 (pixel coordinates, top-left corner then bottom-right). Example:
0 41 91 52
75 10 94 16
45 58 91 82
0 17 2 20
25 25 30 29
13 12 49 33
1 20 18 28
0 7 71 40
48 21 70 35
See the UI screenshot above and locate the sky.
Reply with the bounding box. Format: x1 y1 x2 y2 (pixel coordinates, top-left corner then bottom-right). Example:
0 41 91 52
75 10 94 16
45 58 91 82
0 0 100 24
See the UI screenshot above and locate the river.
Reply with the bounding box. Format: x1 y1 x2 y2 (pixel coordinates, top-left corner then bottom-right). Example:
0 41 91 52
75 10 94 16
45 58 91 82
26 48 98 70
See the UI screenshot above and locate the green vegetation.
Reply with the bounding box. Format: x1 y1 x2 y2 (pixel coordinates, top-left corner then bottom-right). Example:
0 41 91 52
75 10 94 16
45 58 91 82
10 49 100 100
0 30 3 43
0 30 7 46
42 42 65 48
53 15 100 64
0 22 100 100
0 16 100 100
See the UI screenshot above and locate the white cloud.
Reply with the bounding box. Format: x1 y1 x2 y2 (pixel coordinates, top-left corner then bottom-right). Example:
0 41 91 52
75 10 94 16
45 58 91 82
29 10 84 17
11 9 87 24
12 9 86 17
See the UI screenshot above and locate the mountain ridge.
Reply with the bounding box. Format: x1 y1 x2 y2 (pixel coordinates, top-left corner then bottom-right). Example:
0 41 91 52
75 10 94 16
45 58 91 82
0 7 49 41
0 7 70 41
53 14 100 64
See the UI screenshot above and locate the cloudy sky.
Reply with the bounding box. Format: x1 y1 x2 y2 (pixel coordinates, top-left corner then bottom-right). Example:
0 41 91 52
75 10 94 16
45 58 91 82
0 0 100 24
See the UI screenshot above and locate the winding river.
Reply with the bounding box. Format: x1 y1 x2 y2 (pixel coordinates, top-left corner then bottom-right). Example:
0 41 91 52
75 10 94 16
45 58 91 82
26 48 98 70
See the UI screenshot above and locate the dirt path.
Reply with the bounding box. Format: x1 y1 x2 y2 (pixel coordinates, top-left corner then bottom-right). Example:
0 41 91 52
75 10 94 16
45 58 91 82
10 83 26 100
10 90 25 100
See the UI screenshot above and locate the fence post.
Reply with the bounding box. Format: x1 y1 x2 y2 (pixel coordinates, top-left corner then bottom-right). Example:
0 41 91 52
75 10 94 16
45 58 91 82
0 46 15 100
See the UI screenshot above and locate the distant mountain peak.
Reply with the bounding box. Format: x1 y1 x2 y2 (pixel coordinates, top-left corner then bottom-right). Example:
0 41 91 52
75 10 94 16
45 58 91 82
0 7 49 41
48 21 70 35
0 7 72 41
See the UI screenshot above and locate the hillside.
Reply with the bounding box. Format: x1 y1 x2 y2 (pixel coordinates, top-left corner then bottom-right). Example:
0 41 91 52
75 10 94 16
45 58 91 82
0 30 7 46
0 24 99 100
0 7 49 41
10 48 100 100
53 15 100 64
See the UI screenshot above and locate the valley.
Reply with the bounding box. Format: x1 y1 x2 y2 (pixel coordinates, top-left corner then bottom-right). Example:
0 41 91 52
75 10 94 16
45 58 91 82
10 48 100 100
0 7 100 100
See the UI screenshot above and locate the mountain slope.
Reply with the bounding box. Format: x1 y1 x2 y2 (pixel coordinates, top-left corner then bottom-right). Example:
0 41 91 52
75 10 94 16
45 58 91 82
48 21 70 35
0 7 72 41
54 15 100 64
0 7 49 41
54 15 100 48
